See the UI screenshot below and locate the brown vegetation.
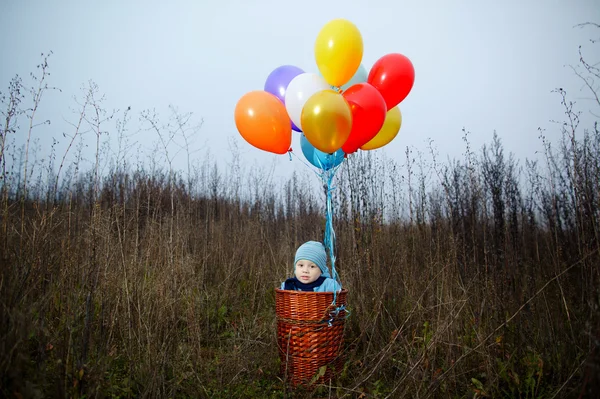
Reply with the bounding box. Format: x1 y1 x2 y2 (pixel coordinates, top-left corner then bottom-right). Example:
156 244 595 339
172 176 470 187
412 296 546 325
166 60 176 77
1 30 599 398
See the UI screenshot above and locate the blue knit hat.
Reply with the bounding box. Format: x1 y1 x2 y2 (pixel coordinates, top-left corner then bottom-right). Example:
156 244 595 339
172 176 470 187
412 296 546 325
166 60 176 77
294 241 330 278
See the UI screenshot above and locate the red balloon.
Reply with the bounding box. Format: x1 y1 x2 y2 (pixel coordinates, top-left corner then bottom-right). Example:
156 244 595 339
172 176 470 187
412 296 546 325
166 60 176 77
341 83 387 154
368 53 415 110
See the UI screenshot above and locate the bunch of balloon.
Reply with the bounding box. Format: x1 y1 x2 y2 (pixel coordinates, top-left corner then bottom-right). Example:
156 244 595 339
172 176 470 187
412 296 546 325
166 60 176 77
306 19 415 156
233 18 415 164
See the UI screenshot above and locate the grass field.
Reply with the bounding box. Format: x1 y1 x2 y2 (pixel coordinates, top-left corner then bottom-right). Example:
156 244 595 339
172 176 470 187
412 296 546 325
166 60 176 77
1 45 599 398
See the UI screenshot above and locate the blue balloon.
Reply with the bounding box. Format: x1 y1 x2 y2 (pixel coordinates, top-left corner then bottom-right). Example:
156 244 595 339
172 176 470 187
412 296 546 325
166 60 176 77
300 134 345 170
340 64 368 92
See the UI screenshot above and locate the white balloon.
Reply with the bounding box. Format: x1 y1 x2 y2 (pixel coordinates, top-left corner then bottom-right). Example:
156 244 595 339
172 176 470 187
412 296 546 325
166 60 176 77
284 73 330 131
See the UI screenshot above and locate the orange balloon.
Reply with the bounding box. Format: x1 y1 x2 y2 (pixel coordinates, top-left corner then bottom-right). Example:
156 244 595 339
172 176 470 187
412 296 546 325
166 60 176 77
234 91 292 154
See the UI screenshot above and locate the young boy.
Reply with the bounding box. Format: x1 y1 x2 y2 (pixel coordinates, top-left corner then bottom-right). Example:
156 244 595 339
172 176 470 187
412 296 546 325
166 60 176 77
280 241 342 292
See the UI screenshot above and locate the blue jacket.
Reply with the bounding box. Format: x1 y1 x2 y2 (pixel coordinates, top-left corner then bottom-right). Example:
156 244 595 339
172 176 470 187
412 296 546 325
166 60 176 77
280 277 342 292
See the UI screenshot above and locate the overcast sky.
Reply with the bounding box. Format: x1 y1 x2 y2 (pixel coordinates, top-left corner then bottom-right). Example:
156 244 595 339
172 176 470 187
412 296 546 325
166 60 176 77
1 0 599 184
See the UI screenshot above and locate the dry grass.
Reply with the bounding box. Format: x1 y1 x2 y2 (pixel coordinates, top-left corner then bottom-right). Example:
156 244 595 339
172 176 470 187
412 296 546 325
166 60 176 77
1 39 600 398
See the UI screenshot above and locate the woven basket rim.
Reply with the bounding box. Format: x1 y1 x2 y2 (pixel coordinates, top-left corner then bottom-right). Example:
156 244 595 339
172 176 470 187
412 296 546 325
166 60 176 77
275 288 349 295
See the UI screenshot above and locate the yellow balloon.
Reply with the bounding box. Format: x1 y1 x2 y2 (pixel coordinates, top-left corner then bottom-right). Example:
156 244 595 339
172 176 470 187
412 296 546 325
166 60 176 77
360 106 402 151
314 19 363 88
301 90 353 154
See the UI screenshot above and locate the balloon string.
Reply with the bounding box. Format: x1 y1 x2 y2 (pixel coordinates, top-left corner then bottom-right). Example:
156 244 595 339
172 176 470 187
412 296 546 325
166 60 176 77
290 149 345 314
288 149 326 180
313 155 343 306
289 151 330 180
329 85 343 94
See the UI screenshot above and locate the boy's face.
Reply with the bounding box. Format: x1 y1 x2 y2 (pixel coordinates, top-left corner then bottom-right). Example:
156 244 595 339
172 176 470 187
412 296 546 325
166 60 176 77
294 259 322 284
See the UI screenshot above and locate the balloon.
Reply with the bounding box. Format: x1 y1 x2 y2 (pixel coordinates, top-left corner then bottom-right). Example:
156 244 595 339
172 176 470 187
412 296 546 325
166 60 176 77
368 53 415 110
301 89 353 154
300 133 345 170
284 73 330 131
319 63 369 92
340 64 368 92
360 106 402 151
341 83 387 154
264 65 304 132
314 19 364 87
234 90 292 155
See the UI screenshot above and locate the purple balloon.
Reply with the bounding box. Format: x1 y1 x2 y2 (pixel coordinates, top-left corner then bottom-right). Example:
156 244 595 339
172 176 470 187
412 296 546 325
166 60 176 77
291 121 301 132
264 65 304 132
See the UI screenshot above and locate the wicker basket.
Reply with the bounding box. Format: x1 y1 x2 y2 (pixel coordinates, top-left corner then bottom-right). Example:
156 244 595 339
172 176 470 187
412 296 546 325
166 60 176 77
275 288 348 387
